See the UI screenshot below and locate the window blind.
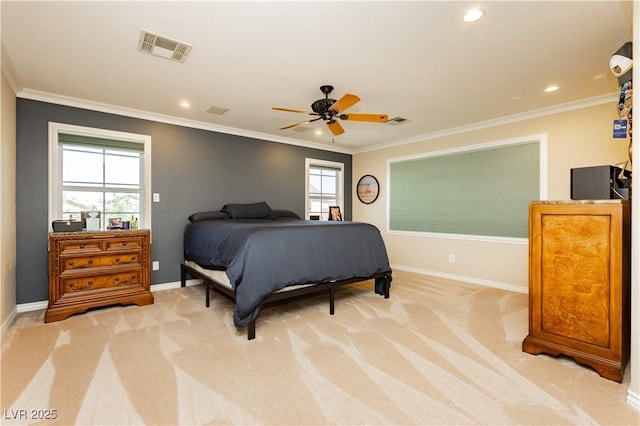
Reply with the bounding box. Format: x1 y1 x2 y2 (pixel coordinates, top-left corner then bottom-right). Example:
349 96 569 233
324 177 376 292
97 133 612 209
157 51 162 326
389 140 540 238
58 133 145 152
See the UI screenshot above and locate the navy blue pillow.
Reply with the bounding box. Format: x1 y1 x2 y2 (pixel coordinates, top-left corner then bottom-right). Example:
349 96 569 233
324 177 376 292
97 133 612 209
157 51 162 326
273 209 301 219
222 202 276 219
188 210 229 222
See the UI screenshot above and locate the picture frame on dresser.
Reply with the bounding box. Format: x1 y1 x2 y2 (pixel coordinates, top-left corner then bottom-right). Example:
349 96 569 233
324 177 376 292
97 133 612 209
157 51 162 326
328 206 342 221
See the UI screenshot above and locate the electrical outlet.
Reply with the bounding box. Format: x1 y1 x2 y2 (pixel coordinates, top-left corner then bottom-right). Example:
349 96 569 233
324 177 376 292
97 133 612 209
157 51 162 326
448 254 456 263
152 261 159 271
153 193 160 202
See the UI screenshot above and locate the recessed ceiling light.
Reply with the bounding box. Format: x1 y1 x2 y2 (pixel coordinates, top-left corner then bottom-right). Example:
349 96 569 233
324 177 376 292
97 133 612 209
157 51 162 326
545 85 559 92
315 130 322 135
462 9 484 23
180 100 190 108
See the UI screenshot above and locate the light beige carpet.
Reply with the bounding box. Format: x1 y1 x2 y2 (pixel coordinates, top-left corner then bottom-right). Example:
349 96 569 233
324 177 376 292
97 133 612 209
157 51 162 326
1 270 638 425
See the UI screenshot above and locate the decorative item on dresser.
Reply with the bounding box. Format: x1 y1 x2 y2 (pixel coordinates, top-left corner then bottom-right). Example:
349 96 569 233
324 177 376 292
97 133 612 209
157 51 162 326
522 200 631 382
46 229 154 322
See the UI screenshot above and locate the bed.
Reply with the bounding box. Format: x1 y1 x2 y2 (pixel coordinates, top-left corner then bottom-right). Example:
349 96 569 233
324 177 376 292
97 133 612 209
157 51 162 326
181 202 392 339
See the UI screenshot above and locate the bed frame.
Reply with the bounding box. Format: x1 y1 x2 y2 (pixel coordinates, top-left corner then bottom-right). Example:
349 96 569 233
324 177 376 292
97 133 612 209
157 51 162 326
180 261 391 340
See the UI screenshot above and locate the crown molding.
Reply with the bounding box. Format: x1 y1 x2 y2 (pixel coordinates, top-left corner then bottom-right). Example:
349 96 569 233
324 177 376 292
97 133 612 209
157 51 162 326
354 93 618 154
15 89 354 155
16 88 617 157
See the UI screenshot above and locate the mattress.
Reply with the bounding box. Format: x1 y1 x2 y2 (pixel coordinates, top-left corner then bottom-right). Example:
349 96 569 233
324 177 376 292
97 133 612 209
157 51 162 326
183 260 315 293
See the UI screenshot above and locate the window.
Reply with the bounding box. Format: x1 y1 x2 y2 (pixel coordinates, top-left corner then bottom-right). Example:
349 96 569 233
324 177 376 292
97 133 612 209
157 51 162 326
388 134 547 240
49 123 151 231
305 158 344 220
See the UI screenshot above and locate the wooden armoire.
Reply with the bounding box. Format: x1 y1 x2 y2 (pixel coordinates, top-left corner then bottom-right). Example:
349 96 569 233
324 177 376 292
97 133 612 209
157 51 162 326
522 200 631 382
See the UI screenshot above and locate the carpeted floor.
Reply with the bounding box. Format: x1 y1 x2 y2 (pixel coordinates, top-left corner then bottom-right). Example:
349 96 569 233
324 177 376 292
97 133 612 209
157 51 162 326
1 270 638 425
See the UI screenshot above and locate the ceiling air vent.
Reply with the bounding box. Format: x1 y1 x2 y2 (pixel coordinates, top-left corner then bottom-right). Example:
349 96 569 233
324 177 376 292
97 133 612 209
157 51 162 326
386 116 410 126
138 30 192 63
206 105 230 116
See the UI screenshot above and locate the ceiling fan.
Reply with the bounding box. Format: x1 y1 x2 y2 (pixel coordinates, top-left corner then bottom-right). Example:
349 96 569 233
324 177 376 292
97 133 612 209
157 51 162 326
272 85 388 136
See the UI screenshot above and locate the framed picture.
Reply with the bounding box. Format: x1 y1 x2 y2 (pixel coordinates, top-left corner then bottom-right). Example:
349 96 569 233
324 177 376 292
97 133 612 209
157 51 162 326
108 217 122 229
357 174 380 204
328 206 343 221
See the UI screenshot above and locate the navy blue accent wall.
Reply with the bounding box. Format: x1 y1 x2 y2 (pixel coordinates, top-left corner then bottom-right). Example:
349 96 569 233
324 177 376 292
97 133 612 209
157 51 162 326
16 99 352 304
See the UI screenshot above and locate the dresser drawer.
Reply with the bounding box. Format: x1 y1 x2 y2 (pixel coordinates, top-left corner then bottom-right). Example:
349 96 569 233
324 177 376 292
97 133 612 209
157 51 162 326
60 252 142 273
59 240 102 254
62 269 143 293
105 237 143 251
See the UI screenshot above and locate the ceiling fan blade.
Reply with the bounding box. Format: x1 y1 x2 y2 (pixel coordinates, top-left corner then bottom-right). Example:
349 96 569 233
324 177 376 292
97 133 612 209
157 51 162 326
272 107 316 115
326 120 345 136
339 113 389 122
329 93 360 114
279 117 322 130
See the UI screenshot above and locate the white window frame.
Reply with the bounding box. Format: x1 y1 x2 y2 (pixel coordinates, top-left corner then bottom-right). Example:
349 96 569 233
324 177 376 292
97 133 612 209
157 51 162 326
48 122 152 232
305 158 344 220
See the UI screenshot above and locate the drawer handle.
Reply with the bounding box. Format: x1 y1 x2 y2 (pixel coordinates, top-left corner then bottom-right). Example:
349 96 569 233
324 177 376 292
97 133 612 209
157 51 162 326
79 244 84 249
69 280 93 290
122 242 128 246
115 256 136 264
68 259 94 269
114 274 137 284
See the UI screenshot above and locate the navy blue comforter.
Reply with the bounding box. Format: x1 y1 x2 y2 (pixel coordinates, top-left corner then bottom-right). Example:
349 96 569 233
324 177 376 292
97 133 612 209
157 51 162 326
183 218 391 327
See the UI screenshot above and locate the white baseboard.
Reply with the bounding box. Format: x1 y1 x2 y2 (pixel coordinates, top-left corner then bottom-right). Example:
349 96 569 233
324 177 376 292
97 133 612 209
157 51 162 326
390 263 528 294
1 308 18 335
1 301 46 336
626 389 640 410
16 300 48 313
149 278 203 292
7 279 204 320
3 268 522 322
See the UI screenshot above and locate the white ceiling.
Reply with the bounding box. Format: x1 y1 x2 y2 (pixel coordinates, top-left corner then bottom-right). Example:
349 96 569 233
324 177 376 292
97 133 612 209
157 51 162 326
1 1 634 152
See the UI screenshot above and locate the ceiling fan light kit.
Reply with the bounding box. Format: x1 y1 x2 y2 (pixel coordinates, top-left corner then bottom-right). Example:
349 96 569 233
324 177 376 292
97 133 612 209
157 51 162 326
273 85 388 138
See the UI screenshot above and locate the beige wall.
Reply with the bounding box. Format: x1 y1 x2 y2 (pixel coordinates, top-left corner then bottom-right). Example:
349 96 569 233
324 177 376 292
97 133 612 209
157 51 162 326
1 71 17 332
353 100 628 291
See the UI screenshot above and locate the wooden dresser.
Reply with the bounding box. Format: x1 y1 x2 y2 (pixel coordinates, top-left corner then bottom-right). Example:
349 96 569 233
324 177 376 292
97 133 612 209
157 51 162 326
522 200 630 382
46 229 154 322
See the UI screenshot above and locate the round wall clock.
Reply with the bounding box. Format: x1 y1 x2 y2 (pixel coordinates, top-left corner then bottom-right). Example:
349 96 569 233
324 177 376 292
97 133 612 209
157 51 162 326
356 174 380 204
